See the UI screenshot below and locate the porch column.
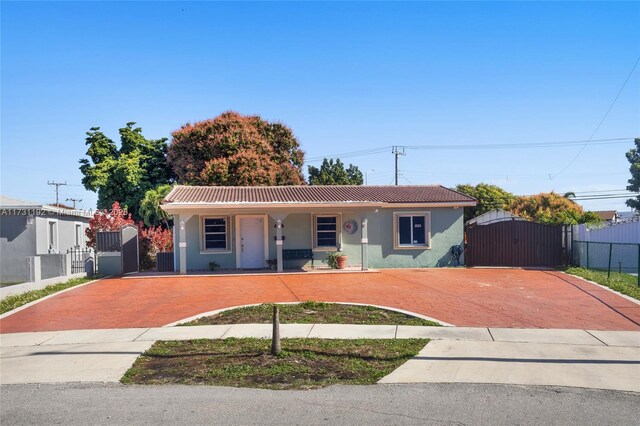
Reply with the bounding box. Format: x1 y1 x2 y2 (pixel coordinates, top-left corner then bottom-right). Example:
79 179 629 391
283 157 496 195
361 217 368 271
276 219 283 273
178 214 193 275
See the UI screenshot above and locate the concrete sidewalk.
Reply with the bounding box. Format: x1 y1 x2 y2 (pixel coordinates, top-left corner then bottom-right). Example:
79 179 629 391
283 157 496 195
1 325 639 391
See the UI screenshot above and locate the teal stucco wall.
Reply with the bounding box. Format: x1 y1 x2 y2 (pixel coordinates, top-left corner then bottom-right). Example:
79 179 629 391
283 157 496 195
175 207 464 272
366 208 464 268
97 253 122 276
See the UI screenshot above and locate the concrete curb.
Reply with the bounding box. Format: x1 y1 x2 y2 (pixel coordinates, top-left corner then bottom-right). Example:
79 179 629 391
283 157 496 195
2 326 638 348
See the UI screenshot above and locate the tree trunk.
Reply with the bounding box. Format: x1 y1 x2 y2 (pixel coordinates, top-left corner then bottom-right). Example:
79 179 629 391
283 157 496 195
271 304 281 355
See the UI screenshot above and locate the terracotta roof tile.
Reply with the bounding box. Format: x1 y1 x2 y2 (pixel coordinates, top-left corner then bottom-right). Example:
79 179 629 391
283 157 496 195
163 185 476 205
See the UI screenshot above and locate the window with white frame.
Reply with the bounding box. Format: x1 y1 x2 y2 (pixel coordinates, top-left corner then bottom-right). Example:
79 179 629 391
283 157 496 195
394 212 430 248
314 215 339 249
48 220 58 252
203 217 229 251
75 224 83 247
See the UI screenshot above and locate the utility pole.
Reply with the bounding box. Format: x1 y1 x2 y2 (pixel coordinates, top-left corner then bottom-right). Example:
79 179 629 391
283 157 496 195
47 181 67 206
392 146 405 186
66 198 82 208
365 169 375 185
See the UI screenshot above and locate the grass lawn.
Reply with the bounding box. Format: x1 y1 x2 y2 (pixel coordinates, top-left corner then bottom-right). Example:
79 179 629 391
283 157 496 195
564 267 640 300
0 276 97 314
179 301 441 327
121 338 427 390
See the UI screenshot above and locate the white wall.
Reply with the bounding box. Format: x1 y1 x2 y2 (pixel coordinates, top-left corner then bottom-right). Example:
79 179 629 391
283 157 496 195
574 221 640 244
572 221 639 274
36 215 90 254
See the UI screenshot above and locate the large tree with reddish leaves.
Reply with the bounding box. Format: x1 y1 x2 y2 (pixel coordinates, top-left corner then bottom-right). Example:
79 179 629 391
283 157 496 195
167 111 305 186
85 201 135 248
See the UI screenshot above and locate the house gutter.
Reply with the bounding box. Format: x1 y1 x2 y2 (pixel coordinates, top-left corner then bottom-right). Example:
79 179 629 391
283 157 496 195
160 201 477 212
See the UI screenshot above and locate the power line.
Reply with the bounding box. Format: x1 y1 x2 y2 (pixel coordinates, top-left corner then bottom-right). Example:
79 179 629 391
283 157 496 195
304 137 634 163
306 147 392 162
555 56 640 177
399 169 627 181
404 137 633 150
572 188 629 194
400 174 413 185
572 195 635 201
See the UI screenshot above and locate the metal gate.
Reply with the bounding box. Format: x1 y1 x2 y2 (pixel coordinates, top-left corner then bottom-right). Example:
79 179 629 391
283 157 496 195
466 221 563 267
121 225 139 274
67 248 93 274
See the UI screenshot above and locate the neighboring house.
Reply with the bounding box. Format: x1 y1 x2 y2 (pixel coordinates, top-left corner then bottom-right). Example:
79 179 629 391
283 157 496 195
465 209 526 226
0 195 91 283
160 185 476 273
615 211 639 223
593 210 620 223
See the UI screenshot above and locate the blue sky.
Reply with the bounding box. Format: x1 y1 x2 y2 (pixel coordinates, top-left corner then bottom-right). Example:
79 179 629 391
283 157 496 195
2 1 639 212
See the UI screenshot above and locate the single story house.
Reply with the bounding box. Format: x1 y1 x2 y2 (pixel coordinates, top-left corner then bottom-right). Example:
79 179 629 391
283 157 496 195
0 195 92 283
161 185 476 274
593 210 620 223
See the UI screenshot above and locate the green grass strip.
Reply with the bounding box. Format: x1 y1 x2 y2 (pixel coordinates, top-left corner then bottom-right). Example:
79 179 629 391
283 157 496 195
564 267 640 301
179 301 441 327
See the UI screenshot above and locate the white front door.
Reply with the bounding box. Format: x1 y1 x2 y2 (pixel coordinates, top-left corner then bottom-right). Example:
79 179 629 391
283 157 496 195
239 217 265 269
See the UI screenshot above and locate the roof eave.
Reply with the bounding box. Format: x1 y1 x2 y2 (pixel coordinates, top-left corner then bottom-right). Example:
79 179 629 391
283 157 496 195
160 200 476 211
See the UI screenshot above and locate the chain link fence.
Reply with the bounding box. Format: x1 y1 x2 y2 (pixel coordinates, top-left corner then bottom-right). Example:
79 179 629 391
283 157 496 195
572 241 640 285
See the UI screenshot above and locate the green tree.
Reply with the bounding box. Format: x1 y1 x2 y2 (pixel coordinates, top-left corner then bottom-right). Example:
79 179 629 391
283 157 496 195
79 123 174 222
140 184 174 227
167 111 305 186
308 158 364 185
626 137 640 211
455 183 516 222
510 192 601 225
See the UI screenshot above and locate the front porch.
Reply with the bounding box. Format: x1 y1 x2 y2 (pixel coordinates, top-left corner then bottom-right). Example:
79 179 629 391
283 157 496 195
172 209 372 275
124 266 379 279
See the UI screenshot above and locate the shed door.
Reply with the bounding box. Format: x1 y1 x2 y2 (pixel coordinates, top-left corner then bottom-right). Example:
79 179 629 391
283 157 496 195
239 217 265 269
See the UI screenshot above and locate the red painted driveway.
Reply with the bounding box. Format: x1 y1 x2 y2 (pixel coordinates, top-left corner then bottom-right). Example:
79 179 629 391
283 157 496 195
1 269 639 333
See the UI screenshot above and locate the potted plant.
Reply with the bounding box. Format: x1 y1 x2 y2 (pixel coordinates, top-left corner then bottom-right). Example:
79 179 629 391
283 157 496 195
325 251 347 269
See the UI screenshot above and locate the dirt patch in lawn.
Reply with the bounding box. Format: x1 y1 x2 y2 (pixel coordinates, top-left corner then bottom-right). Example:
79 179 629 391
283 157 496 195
121 338 428 390
179 301 441 326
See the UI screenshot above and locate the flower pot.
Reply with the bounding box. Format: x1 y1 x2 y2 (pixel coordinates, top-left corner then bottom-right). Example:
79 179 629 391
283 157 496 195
336 255 347 269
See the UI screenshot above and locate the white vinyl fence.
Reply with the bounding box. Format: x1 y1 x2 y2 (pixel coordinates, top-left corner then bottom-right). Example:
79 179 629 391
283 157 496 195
573 220 640 244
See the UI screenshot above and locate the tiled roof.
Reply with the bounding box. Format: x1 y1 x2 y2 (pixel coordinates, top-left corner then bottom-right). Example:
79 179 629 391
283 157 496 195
594 210 617 221
163 185 476 205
